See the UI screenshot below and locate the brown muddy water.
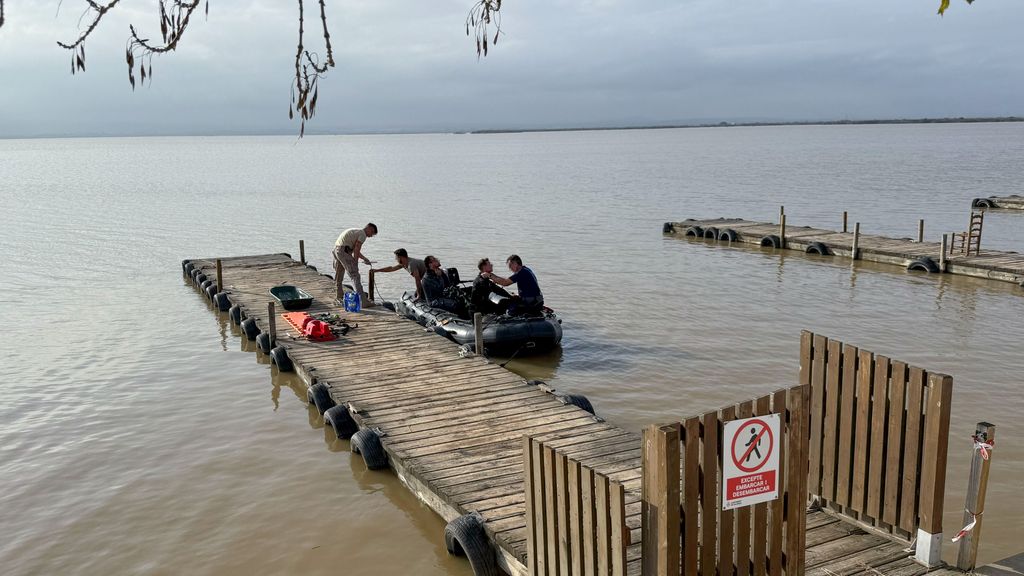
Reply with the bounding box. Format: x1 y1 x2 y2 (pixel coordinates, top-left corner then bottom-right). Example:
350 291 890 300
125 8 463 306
1 124 1023 574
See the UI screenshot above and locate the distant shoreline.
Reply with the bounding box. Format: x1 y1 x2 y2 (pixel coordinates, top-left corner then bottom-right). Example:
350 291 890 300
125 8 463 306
468 116 1024 135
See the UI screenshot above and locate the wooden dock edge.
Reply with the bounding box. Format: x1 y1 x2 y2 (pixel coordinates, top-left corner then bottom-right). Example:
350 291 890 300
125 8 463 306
285 342 531 576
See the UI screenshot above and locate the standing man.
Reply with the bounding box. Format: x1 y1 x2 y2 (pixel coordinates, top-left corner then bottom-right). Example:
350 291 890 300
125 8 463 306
485 254 544 314
371 248 427 300
333 222 378 304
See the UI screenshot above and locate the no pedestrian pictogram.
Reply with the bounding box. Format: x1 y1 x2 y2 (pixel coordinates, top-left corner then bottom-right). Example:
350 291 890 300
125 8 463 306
722 414 781 510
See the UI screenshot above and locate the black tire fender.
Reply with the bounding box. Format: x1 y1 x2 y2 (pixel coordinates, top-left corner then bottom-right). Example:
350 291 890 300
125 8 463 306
323 404 358 439
662 222 675 234
214 292 231 312
195 272 207 286
205 284 218 301
229 305 243 326
270 346 293 372
718 228 738 242
241 318 261 341
183 261 194 274
972 198 994 209
907 257 940 273
806 242 830 255
760 235 782 248
444 514 498 576
256 332 272 355
703 226 720 240
307 382 335 414
683 226 704 237
350 428 388 470
560 393 595 415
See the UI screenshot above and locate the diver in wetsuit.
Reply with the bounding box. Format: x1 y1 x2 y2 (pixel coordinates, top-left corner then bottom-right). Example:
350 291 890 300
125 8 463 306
471 258 511 315
421 255 461 314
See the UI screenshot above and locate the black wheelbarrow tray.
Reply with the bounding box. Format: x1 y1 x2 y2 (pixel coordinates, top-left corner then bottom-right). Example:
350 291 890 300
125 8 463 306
270 285 314 311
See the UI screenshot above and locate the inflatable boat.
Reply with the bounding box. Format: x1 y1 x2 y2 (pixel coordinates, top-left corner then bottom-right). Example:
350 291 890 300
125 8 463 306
392 286 563 356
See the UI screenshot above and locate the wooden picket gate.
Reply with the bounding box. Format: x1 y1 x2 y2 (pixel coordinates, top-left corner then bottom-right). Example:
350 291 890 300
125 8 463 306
800 331 953 565
642 385 810 576
524 436 631 576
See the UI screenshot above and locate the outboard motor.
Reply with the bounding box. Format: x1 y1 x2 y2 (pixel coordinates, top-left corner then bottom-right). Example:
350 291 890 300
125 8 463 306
447 267 461 285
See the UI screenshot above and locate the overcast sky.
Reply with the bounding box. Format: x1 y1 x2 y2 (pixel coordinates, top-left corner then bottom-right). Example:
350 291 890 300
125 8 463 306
0 0 1021 137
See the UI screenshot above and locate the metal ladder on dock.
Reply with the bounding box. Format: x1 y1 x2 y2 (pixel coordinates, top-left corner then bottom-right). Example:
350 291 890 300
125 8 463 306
951 209 984 256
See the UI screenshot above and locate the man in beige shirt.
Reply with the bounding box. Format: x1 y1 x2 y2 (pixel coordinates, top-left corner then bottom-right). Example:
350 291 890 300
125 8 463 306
333 223 378 303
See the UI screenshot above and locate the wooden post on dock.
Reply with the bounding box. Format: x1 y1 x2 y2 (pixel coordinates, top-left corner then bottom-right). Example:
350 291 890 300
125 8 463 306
267 302 277 349
473 313 484 355
779 214 787 249
851 223 861 260
299 240 306 265
215 259 223 292
368 270 375 302
956 422 995 571
843 211 848 233
918 219 925 243
940 234 948 272
641 424 680 576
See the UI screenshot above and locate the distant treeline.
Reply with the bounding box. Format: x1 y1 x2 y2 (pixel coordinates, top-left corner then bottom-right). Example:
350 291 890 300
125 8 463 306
469 117 1024 135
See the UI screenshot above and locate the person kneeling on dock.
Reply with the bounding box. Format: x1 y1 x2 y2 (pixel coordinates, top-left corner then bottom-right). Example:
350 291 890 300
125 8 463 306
333 223 377 305
371 248 427 300
472 258 512 315
422 255 462 314
485 254 544 315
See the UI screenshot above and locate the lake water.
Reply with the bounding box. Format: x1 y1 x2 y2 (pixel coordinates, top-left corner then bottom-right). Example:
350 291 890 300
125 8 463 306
1 123 1022 574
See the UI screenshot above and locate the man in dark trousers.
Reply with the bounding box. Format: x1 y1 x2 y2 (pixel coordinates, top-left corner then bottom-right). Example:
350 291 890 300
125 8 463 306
484 254 544 315
333 222 377 304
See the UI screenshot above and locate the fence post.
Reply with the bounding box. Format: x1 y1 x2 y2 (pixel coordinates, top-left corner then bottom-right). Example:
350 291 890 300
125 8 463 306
940 234 948 272
956 422 995 571
642 423 681 576
474 312 484 355
267 302 277 349
299 240 306 264
918 219 925 243
779 214 787 249
368 270 375 302
916 373 953 567
215 259 223 292
851 223 861 261
843 211 848 233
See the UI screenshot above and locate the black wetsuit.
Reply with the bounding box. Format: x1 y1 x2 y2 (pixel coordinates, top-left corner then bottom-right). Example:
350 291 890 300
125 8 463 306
471 274 511 314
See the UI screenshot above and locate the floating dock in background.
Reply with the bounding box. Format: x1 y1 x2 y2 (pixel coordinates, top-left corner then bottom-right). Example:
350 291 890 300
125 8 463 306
664 218 1024 287
184 253 1004 576
973 195 1024 210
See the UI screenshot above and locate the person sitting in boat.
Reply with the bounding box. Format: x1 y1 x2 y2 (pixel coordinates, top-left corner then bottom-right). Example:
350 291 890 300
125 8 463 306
421 255 462 314
484 254 545 315
471 258 512 315
371 248 427 300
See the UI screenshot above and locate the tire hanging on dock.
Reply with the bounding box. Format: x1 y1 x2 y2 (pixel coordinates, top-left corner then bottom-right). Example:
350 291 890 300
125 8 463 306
559 393 595 415
229 305 243 326
444 514 499 576
256 333 272 355
350 428 388 470
806 242 830 256
684 226 704 238
972 198 994 209
241 318 261 341
907 257 940 273
760 235 782 248
323 404 358 439
718 228 738 242
662 222 675 234
703 227 720 240
214 292 231 311
183 261 194 275
205 284 219 301
307 382 335 414
269 346 293 372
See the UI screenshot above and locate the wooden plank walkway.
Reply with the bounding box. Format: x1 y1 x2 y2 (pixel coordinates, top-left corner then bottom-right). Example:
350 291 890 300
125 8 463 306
184 253 974 576
974 195 1024 210
665 218 1024 287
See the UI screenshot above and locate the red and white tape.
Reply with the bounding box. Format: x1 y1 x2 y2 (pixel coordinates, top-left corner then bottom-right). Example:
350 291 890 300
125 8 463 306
952 509 981 543
972 434 994 461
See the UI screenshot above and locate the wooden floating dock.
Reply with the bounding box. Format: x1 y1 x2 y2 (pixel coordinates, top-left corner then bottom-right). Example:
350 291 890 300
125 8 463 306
184 253 993 576
664 218 1024 287
973 195 1024 210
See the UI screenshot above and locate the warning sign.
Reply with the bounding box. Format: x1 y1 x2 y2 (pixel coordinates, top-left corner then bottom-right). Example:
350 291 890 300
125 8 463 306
722 414 781 510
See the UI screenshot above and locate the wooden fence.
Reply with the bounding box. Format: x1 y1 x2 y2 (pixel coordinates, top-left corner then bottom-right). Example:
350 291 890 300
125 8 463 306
800 331 953 565
524 436 631 576
642 385 810 576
